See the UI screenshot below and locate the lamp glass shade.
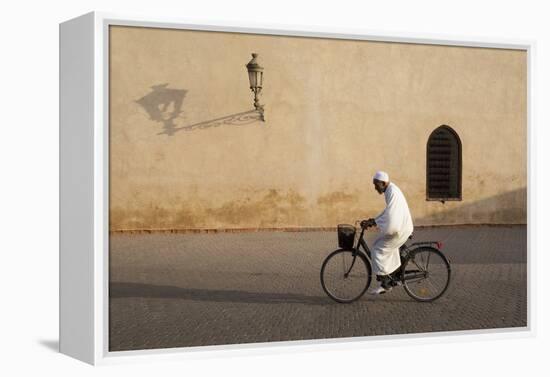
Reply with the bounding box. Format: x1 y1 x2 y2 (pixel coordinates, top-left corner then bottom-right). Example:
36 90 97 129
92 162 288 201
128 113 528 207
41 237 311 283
246 53 263 89
248 71 257 89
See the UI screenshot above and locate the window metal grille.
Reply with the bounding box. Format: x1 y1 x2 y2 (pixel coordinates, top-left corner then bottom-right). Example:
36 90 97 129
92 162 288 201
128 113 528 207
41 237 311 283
426 125 462 201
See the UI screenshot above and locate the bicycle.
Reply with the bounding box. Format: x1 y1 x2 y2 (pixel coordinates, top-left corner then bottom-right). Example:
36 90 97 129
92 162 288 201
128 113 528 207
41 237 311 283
320 221 451 303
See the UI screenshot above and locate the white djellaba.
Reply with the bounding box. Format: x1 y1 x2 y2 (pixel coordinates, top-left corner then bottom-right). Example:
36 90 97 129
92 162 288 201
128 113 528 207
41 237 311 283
371 172 414 276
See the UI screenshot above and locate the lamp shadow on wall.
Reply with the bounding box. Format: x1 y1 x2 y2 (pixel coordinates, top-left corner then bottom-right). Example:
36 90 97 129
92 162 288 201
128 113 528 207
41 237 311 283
135 84 186 136
136 84 261 136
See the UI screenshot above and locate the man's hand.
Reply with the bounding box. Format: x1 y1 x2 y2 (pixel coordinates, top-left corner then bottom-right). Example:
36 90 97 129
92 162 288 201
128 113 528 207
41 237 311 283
360 218 376 229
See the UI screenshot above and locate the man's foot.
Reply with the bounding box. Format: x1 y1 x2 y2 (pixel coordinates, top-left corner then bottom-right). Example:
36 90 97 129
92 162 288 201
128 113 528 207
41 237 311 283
367 285 392 295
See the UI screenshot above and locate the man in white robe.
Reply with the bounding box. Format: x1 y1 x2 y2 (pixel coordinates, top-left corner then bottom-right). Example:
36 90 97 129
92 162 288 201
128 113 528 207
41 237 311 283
362 171 414 295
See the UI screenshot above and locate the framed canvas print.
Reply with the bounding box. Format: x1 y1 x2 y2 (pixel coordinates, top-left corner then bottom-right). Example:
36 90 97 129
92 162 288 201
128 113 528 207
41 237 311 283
60 12 533 365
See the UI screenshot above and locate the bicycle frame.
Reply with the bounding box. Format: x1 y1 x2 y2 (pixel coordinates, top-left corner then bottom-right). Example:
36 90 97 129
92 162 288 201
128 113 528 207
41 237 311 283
346 226 448 283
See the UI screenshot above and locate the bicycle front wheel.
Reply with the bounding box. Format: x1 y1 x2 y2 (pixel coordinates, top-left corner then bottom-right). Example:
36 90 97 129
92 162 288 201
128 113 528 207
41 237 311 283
320 249 372 303
402 247 451 302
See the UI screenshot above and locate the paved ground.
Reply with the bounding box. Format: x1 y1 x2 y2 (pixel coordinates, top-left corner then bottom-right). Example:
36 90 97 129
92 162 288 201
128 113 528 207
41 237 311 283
109 226 527 351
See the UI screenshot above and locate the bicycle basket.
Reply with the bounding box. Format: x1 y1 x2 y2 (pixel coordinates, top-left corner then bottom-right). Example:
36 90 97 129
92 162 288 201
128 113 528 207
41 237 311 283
337 224 356 249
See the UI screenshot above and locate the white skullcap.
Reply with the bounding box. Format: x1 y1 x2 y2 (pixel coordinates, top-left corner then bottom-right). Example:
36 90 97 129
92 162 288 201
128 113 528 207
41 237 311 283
373 171 389 182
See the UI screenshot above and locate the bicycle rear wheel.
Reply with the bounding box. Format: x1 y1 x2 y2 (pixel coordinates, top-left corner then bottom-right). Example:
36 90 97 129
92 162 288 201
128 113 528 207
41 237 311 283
321 249 372 303
402 247 451 302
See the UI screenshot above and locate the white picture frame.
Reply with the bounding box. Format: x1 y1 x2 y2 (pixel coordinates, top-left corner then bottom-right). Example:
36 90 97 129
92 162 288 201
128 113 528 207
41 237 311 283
59 11 534 365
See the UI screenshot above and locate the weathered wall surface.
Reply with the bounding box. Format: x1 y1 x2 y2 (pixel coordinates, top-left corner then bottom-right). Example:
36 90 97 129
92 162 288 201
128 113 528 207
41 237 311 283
109 26 527 231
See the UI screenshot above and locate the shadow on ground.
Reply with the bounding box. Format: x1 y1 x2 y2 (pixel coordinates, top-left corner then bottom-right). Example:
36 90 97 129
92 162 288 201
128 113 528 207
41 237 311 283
110 282 328 306
38 339 59 353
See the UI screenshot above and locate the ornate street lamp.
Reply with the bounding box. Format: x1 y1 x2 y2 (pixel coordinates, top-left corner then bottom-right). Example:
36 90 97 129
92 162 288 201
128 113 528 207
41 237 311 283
246 53 265 121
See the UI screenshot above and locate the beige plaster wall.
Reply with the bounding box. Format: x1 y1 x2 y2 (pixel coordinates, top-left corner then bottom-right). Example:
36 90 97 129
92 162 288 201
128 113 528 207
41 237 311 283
109 26 527 231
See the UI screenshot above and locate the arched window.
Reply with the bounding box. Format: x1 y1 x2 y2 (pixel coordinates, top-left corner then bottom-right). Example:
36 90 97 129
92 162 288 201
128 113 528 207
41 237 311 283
426 125 462 202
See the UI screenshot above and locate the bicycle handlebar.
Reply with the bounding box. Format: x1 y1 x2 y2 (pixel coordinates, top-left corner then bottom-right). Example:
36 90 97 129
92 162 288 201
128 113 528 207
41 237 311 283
356 219 376 229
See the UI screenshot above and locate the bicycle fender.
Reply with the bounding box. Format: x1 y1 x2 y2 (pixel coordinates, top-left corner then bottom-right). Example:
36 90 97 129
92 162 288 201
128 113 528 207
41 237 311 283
409 241 440 249
408 245 452 265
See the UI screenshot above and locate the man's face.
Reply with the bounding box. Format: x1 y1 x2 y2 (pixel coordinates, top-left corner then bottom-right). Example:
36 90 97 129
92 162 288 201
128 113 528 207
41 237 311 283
373 179 387 194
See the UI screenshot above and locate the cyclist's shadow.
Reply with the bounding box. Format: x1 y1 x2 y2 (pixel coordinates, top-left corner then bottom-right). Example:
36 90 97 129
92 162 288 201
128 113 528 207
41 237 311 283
110 282 330 306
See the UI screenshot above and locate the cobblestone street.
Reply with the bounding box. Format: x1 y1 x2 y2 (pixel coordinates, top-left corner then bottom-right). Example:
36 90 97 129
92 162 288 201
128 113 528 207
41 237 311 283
109 226 527 351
